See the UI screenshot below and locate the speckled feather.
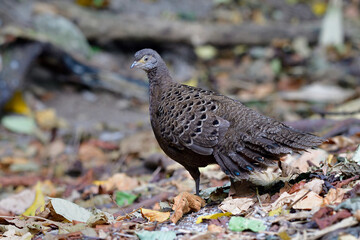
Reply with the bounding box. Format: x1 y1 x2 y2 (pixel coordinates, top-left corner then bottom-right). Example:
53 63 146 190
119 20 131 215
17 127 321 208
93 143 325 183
132 49 325 195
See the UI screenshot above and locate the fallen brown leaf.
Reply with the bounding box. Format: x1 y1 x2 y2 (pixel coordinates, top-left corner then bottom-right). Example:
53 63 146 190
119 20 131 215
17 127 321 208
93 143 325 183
100 173 139 192
344 183 360 199
170 192 205 224
284 149 328 173
218 197 254 215
271 189 323 210
78 143 106 164
292 189 323 210
288 180 306 194
303 179 324 195
313 208 352 229
323 188 347 205
140 208 170 223
0 189 35 215
323 136 356 151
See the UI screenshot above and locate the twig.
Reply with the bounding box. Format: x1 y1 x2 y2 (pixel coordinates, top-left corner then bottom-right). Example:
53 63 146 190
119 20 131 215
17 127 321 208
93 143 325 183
306 217 358 240
256 187 263 209
271 211 312 223
287 189 311 210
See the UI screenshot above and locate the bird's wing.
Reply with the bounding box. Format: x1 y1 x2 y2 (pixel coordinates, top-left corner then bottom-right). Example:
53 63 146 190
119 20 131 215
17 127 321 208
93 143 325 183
157 85 230 155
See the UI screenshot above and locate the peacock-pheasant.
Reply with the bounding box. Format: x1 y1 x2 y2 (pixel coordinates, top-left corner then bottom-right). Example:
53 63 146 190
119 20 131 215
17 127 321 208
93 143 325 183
131 48 324 195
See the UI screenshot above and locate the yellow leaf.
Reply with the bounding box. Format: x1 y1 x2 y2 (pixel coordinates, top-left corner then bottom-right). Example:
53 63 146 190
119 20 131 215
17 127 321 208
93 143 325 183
22 182 45 216
35 108 58 130
3 91 31 115
183 77 198 87
278 231 291 240
327 154 334 165
312 2 327 16
196 212 232 224
269 206 289 217
93 180 107 186
140 208 170 223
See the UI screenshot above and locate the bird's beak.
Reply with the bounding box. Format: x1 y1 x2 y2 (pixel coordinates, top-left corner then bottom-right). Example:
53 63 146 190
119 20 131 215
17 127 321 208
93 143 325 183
130 61 138 69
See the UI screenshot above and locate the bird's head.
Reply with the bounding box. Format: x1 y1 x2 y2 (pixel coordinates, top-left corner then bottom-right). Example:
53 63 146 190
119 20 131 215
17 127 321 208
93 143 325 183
131 48 160 72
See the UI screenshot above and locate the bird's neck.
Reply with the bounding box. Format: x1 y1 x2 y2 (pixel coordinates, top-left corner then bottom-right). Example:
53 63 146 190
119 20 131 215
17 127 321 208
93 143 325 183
147 63 172 86
147 63 172 111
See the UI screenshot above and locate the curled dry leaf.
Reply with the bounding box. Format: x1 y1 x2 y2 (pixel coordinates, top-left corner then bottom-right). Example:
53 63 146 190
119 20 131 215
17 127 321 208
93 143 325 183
323 188 348 205
219 197 255 215
45 198 93 223
87 210 115 227
170 192 205 224
140 208 170 223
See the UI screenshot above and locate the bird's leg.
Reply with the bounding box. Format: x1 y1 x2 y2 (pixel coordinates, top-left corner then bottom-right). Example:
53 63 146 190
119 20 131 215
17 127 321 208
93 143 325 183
230 177 235 185
186 167 201 196
195 177 200 196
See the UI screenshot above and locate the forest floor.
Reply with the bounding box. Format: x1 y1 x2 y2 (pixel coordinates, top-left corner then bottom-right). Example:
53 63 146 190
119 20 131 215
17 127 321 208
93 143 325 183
0 0 360 239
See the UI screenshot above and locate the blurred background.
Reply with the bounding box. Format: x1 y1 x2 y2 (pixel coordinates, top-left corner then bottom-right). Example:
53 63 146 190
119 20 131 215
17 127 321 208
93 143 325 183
0 0 360 222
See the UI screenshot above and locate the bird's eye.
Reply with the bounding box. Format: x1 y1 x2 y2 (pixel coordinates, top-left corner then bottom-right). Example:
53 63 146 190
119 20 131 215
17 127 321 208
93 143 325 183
144 57 148 61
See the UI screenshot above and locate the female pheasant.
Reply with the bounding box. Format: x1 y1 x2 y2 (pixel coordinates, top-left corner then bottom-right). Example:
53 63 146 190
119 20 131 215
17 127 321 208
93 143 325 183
131 48 324 195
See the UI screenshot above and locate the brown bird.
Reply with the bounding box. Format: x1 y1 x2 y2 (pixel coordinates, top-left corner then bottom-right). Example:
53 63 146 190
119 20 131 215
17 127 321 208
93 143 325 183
131 48 324 195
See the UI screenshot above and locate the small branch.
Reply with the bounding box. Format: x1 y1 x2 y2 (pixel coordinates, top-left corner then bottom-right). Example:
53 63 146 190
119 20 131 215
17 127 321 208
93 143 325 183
307 217 358 240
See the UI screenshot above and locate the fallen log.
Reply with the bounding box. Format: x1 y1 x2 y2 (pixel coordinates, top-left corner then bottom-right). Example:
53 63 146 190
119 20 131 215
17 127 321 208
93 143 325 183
50 1 321 46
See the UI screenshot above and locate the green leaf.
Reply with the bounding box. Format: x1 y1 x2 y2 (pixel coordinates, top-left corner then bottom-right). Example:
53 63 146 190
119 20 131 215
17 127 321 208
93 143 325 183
228 216 266 232
93 0 105 7
270 58 282 75
115 191 137 207
49 198 93 222
1 115 36 134
136 231 176 240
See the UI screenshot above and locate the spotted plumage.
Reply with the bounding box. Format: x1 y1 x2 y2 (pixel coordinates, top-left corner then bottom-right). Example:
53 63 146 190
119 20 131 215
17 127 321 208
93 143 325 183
131 48 325 195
